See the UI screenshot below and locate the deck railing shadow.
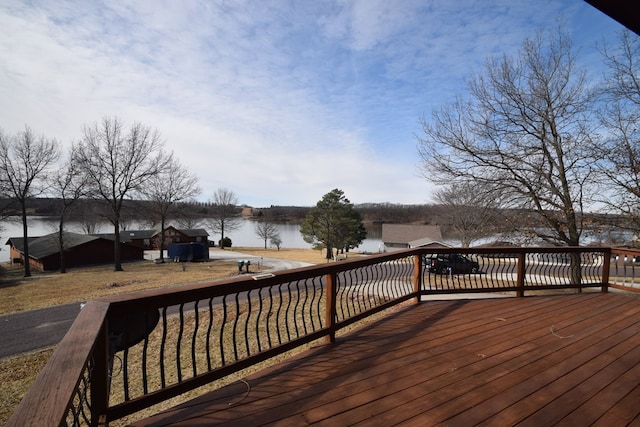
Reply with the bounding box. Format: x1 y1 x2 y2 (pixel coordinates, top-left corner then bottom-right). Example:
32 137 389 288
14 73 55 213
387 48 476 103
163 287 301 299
9 245 640 426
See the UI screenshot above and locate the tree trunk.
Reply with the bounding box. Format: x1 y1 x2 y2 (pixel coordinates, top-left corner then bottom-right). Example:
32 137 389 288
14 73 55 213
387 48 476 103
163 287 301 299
570 251 582 291
113 220 123 271
21 203 31 277
58 216 66 274
159 218 166 262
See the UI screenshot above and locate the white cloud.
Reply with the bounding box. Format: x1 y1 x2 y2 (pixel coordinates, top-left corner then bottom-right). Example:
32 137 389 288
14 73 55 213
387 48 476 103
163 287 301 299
0 0 627 207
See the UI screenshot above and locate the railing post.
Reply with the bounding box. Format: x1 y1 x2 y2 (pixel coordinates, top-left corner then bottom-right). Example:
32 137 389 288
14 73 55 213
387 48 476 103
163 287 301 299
413 254 423 303
92 321 110 427
325 272 337 343
516 252 526 297
601 249 611 293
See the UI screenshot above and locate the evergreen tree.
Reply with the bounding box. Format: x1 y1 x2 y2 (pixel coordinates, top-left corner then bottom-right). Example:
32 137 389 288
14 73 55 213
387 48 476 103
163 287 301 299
300 189 367 260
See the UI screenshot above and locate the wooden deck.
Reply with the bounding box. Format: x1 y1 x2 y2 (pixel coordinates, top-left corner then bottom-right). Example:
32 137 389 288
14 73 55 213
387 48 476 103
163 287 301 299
132 292 640 426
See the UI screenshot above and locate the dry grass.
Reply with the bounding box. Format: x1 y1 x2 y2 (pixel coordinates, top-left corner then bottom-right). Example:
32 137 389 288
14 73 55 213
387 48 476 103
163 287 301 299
0 349 54 424
0 259 239 315
228 246 357 264
0 247 337 316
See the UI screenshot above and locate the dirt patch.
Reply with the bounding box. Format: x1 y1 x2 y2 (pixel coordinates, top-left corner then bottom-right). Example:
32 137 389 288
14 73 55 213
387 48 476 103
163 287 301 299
102 279 149 289
227 247 365 264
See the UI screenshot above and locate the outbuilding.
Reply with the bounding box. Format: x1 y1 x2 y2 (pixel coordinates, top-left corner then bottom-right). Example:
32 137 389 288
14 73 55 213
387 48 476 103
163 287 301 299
5 232 145 271
381 224 443 252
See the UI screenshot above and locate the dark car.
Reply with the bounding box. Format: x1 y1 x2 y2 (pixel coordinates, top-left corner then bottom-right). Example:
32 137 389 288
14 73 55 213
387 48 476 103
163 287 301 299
429 254 480 274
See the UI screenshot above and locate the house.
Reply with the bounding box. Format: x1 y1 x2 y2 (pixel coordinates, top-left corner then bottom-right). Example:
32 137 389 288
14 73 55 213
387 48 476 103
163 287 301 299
381 224 443 251
116 227 209 249
5 232 145 271
118 229 158 249
91 227 209 250
162 226 209 247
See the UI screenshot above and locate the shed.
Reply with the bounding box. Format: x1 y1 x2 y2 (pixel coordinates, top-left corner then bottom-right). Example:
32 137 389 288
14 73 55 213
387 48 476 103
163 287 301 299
407 237 451 249
167 242 209 262
5 232 145 271
381 224 443 252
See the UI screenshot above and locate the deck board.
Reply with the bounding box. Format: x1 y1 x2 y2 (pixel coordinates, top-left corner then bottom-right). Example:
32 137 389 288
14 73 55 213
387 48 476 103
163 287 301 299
131 293 640 426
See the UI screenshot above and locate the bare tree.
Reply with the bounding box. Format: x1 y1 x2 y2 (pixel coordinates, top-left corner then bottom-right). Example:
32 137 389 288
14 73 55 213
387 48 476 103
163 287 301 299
207 188 242 249
174 207 206 230
433 182 503 247
144 155 201 261
593 30 640 230
270 235 282 250
51 148 87 273
255 220 280 249
69 198 104 234
417 25 597 284
75 117 170 271
0 126 60 276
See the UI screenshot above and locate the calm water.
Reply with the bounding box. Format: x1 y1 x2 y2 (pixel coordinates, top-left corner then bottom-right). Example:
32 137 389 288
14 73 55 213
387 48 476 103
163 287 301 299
0 217 383 263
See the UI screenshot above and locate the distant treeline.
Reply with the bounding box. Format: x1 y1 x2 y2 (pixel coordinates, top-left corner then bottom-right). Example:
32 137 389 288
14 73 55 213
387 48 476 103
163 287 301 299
2 198 631 236
3 198 445 224
3 197 468 224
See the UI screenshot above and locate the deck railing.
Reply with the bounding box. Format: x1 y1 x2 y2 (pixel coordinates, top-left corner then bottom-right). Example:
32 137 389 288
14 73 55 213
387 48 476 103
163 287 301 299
9 245 640 426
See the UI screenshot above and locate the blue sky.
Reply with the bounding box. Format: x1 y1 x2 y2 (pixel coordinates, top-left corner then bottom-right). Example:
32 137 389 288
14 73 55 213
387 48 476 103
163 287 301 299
0 1 628 207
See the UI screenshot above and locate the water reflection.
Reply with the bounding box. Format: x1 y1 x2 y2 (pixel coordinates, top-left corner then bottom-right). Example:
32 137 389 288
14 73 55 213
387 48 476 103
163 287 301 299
0 217 383 262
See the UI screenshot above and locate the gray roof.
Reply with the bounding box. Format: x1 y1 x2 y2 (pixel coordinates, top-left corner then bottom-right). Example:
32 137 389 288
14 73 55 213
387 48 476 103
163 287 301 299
91 228 209 243
119 229 158 243
381 224 442 245
178 228 209 237
6 228 211 258
408 238 451 248
6 232 101 259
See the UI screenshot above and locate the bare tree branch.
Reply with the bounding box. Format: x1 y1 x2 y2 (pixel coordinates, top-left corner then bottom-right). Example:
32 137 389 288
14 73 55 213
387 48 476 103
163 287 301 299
207 188 242 249
418 24 597 248
143 155 201 261
593 29 640 233
0 126 60 276
75 117 170 271
254 220 279 249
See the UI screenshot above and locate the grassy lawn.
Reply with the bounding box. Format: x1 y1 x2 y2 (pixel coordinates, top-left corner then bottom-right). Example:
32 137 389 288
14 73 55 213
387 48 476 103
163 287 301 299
0 247 337 316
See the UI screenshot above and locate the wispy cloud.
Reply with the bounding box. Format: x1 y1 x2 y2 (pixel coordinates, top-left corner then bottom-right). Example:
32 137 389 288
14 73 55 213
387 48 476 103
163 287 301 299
0 0 626 206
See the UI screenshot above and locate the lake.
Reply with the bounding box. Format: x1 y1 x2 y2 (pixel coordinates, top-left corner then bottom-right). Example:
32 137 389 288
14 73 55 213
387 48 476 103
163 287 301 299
0 217 383 263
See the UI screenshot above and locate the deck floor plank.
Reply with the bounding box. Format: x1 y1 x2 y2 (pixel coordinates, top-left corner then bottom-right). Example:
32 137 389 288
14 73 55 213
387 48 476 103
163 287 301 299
131 293 640 426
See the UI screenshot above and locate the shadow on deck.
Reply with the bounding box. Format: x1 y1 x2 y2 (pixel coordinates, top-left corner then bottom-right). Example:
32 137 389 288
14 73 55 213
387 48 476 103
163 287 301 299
133 292 640 426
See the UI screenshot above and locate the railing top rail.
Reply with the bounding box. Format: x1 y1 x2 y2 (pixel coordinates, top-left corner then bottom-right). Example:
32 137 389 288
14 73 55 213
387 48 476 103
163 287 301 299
422 246 611 254
100 248 422 312
610 247 640 256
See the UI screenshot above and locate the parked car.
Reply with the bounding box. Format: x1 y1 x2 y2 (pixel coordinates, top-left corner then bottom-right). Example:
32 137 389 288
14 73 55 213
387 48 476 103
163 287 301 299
428 254 480 274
